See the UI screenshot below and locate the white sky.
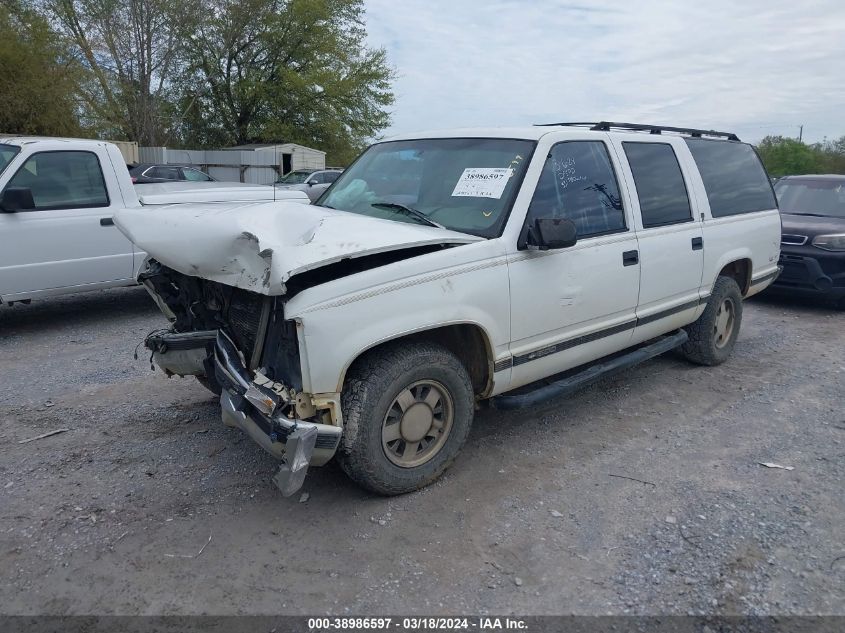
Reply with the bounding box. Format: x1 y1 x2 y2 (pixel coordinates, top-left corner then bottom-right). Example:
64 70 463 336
364 0 845 144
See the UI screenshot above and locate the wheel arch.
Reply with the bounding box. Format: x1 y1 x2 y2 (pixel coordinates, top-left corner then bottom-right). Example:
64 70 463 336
713 255 753 296
338 322 495 398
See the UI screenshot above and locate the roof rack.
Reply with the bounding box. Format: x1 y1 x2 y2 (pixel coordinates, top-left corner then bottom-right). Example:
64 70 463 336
534 121 740 141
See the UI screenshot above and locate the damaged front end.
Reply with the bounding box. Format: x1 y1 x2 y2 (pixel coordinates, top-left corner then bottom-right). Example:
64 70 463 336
140 260 341 496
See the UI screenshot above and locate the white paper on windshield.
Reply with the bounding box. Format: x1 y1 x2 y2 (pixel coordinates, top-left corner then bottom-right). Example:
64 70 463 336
451 168 514 199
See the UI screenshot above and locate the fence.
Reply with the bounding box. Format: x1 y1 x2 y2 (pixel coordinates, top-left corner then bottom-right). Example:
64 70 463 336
138 145 326 185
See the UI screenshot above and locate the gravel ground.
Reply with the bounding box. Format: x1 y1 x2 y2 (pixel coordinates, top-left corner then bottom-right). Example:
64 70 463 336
0 287 842 616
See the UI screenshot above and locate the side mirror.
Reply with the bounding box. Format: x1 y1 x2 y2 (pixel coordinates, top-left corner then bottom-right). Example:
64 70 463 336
0 187 35 212
306 179 317 186
532 217 577 250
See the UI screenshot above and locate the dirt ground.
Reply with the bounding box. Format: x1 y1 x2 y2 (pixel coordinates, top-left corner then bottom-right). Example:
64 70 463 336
0 287 842 616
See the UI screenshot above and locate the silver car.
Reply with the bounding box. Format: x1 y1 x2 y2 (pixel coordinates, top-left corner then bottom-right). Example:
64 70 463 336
274 169 343 202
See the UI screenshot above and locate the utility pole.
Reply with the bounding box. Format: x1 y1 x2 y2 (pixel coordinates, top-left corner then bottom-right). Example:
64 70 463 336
798 125 803 142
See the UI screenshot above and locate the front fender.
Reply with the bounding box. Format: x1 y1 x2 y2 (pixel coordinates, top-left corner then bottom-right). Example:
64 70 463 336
285 243 511 394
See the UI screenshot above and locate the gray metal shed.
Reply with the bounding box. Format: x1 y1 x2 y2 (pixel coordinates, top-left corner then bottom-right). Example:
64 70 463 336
226 143 326 175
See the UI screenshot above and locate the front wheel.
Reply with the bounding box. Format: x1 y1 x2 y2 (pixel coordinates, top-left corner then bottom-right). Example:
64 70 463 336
338 342 475 495
681 276 743 366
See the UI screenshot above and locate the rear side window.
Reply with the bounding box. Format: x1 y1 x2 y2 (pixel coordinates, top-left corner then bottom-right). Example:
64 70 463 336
623 142 692 227
685 139 775 217
182 168 212 182
4 151 109 210
527 141 625 238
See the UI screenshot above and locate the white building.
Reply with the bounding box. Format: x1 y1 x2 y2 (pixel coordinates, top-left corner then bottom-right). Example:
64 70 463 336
226 143 326 175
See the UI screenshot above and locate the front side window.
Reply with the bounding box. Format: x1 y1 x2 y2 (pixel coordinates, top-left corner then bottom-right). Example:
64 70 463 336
623 142 692 228
151 166 179 180
526 141 625 239
685 139 776 217
324 171 341 184
319 138 536 238
0 143 20 176
3 151 108 210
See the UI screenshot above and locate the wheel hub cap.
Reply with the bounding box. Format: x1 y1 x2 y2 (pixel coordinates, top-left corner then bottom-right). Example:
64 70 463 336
381 380 454 468
713 297 735 349
401 403 434 443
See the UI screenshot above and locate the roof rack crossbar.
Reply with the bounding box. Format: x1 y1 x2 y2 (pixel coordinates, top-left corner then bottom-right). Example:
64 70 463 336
534 121 740 141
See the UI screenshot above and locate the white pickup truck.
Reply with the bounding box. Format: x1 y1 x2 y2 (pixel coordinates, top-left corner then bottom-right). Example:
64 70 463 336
115 122 782 496
0 137 308 305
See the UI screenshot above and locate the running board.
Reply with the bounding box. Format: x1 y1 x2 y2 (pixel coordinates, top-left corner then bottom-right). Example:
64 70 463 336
491 329 688 411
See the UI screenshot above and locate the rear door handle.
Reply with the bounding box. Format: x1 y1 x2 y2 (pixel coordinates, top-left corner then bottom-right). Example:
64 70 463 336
691 236 703 250
622 250 639 266
100 217 114 226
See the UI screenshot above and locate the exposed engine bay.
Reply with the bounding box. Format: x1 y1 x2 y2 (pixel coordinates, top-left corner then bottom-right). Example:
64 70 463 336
139 259 311 422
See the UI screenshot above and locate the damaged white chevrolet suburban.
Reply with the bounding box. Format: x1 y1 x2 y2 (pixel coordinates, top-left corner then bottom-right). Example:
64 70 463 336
0 137 308 305
115 122 782 496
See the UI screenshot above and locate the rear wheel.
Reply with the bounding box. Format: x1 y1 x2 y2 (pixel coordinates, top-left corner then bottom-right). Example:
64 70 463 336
338 342 474 495
681 276 743 366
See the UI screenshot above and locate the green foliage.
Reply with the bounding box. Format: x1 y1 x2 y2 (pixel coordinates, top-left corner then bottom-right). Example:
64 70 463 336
756 135 845 177
0 3 86 136
181 0 394 164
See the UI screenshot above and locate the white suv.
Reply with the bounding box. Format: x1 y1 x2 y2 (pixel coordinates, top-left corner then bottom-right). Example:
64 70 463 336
116 122 782 496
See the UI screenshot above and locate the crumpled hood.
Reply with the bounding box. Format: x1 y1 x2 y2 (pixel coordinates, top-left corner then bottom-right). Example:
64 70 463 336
114 201 480 295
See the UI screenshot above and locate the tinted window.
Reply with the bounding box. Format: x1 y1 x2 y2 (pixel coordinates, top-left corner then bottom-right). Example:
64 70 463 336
151 166 179 180
685 139 775 217
4 151 108 210
310 172 325 184
526 141 625 238
623 142 692 228
324 171 341 183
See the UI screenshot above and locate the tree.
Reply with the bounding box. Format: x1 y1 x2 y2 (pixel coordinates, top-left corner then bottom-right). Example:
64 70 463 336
0 2 85 136
48 0 196 144
813 136 845 174
183 0 394 164
756 136 823 177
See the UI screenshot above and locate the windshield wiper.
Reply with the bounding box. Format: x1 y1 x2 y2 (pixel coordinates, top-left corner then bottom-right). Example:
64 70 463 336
371 202 445 229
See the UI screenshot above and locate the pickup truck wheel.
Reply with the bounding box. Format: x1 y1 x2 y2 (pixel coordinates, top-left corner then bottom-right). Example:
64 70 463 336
338 342 474 495
681 276 743 366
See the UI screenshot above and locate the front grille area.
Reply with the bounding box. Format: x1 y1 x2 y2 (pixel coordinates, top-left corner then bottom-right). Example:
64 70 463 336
781 234 808 245
226 289 266 365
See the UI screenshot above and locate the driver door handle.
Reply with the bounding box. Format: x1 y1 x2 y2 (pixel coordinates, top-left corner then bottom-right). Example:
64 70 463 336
622 250 639 266
100 217 114 226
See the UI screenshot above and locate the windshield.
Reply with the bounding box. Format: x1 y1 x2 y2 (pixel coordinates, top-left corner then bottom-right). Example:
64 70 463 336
0 144 20 176
775 179 845 218
317 137 536 238
277 170 312 184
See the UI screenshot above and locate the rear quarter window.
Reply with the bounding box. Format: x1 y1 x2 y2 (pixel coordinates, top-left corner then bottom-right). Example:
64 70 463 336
685 139 776 217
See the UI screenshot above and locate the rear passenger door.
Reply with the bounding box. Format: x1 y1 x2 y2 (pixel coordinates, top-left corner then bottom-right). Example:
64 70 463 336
0 150 133 298
612 138 704 342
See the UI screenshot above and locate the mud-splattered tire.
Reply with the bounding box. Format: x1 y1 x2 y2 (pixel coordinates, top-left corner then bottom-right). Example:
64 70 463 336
681 276 743 366
338 342 474 496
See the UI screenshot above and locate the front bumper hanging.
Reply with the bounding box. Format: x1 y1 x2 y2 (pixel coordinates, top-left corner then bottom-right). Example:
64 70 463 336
213 330 342 496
